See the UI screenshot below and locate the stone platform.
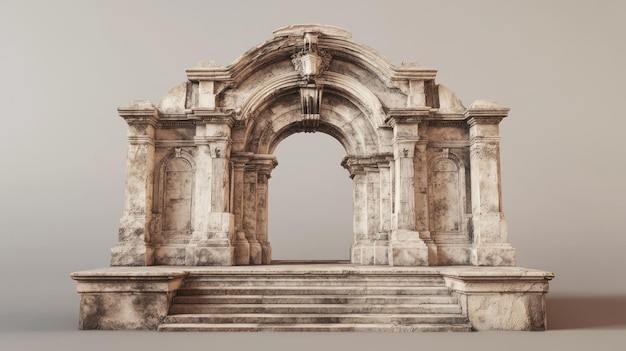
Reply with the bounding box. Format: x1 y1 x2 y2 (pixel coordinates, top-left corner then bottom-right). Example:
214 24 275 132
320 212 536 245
71 263 553 332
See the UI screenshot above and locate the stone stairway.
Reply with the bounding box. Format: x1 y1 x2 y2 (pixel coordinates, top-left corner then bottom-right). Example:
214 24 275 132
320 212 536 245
158 266 471 332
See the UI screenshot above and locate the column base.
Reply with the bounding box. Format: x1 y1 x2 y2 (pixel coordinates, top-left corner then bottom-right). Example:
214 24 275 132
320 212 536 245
388 230 430 266
248 240 262 265
110 242 153 266
422 237 439 266
471 244 516 266
184 240 234 266
350 241 389 265
261 242 272 264
234 231 250 265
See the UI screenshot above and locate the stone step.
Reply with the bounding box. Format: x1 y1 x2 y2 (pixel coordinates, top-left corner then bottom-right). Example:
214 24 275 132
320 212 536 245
181 276 445 287
169 303 462 315
158 322 472 332
175 286 451 296
172 294 457 305
162 313 469 325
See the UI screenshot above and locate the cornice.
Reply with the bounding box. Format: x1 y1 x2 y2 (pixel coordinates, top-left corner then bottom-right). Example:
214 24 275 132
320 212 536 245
187 108 236 126
464 100 510 126
385 108 431 126
118 100 159 126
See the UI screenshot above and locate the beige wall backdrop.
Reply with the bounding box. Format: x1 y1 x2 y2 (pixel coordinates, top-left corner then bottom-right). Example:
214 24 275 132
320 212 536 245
1 0 624 349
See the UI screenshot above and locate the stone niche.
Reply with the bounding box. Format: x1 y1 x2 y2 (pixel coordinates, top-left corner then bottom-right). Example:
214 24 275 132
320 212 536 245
72 24 553 332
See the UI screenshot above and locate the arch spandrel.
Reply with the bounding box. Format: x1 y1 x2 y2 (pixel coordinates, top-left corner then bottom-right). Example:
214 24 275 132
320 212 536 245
241 90 384 156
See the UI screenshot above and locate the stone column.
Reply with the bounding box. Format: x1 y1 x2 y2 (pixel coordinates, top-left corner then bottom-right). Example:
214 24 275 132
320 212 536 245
187 124 211 264
377 159 392 237
414 141 438 265
342 158 368 264
367 164 390 265
243 165 262 264
111 101 158 266
185 110 235 265
375 158 392 265
465 100 516 266
231 154 250 265
254 155 277 264
386 110 430 266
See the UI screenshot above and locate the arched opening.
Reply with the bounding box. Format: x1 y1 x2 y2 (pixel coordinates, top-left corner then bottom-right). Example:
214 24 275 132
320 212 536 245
269 132 353 261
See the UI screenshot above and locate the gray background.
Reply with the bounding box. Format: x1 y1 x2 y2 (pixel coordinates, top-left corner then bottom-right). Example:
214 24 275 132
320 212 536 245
1 0 625 349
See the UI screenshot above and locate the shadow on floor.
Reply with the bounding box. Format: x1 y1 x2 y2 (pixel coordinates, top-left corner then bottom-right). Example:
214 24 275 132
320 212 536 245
548 296 626 330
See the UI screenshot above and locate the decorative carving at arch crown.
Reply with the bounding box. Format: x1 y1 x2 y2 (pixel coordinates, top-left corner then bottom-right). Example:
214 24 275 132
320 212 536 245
110 24 517 267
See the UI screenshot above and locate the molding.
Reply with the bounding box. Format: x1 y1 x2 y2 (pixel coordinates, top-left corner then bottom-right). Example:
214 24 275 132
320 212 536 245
425 120 467 128
155 140 197 148
465 116 505 127
428 140 470 148
187 108 236 126
158 120 196 129
386 108 431 126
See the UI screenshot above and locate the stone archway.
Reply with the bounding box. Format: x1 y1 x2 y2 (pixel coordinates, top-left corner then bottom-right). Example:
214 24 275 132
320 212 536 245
74 24 554 333
110 24 517 267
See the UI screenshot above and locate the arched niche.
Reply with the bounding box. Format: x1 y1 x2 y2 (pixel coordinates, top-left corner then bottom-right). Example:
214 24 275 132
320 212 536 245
152 149 195 265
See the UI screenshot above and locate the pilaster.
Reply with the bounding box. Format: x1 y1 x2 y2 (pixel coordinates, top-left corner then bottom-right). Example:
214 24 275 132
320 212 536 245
465 101 515 266
111 101 158 266
342 155 391 265
351 169 368 264
414 141 438 265
185 109 235 265
243 165 261 264
254 155 277 264
386 110 430 266
231 154 250 265
377 160 392 237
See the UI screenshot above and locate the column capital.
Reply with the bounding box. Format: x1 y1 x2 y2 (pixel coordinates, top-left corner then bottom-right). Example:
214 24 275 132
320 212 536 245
415 140 428 152
341 154 392 178
231 152 253 167
385 108 431 127
464 100 509 127
252 155 278 177
118 100 159 128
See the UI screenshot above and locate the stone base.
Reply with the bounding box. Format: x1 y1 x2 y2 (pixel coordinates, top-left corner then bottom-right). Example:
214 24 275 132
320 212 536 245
442 267 553 330
185 245 234 266
248 240 262 265
388 240 429 266
234 231 250 265
351 241 389 265
71 267 187 330
436 244 472 265
261 242 272 264
71 265 554 331
110 242 154 266
471 244 516 266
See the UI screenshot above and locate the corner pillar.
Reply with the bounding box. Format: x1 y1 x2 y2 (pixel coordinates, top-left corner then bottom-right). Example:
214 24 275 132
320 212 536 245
111 101 158 266
465 101 516 266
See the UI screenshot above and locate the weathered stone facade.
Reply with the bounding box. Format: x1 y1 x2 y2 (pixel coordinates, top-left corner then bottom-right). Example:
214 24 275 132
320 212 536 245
110 24 515 267
72 25 554 332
